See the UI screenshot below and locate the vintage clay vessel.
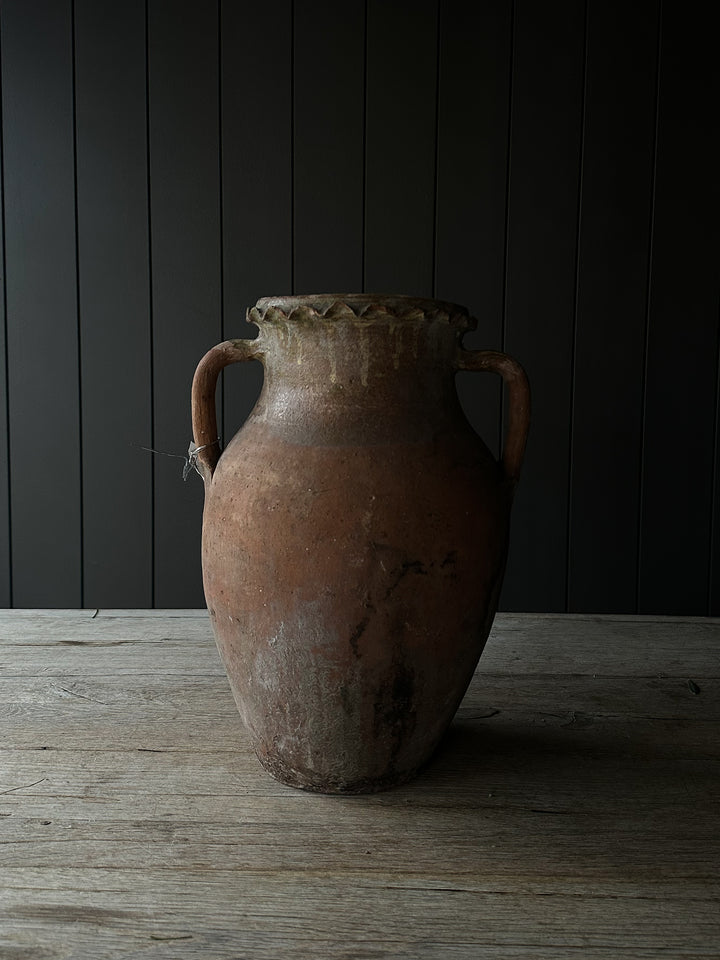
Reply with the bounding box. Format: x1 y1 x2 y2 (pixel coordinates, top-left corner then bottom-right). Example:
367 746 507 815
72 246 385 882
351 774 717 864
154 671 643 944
191 294 529 794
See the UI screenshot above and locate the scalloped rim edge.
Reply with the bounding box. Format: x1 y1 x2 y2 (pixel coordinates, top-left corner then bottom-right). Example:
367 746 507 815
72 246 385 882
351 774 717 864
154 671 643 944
247 294 474 329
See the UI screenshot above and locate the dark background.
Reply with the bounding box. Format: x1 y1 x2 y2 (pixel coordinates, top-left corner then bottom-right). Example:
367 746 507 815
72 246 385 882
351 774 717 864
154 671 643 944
0 0 718 613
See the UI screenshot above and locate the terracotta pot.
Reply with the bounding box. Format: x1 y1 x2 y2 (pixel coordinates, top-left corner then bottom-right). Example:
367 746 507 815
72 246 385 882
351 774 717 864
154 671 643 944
191 295 529 794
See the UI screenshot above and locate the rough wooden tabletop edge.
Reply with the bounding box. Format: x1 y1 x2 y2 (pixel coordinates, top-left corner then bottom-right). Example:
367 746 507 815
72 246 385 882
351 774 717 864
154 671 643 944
1 609 719 625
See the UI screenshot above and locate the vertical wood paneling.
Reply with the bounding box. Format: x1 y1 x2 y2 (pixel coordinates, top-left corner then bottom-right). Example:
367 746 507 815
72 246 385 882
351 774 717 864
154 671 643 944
0 0 718 614
0 0 81 607
712 335 720 616
0 105 9 605
639 0 720 615
567 0 659 614
219 0 291 443
148 0 221 608
75 0 152 607
500 0 586 612
293 1 365 294
364 0 438 295
435 0 512 460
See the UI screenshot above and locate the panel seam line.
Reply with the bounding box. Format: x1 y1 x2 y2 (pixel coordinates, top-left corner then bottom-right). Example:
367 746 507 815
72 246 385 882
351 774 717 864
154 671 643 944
290 0 295 294
361 0 368 293
218 0 225 443
565 0 590 612
0 27 12 607
636 0 663 615
499 0 516 457
707 293 720 613
71 0 85 608
431 0 441 299
145 0 156 608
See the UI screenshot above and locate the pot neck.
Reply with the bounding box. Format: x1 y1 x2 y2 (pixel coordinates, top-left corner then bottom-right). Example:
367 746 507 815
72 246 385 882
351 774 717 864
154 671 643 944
248 313 468 445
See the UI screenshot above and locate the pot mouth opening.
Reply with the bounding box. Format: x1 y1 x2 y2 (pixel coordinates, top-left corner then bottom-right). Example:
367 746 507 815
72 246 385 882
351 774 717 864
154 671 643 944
249 294 474 329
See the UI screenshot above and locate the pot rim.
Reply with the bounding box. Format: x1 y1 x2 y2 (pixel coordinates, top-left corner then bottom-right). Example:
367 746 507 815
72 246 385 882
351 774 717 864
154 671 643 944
250 294 473 328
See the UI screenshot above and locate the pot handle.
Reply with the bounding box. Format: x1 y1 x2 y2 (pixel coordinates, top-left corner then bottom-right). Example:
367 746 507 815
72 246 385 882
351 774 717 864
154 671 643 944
191 338 261 482
456 348 530 486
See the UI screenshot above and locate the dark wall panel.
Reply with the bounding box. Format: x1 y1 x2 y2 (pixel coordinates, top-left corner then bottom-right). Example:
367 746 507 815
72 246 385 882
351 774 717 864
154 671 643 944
75 0 152 607
638 0 720 615
148 0 222 607
567 0 659 613
0 0 717 614
219 0 291 443
364 0 438 295
293 0 365 295
0 98 9 606
500 0 586 612
712 355 720 616
0 0 81 607
435 0 512 460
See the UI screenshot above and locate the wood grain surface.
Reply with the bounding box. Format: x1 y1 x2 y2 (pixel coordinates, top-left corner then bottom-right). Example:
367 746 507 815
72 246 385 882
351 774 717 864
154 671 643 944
0 611 718 958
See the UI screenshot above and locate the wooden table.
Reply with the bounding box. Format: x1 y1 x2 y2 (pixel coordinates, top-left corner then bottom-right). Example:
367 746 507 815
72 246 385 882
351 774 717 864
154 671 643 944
0 610 717 959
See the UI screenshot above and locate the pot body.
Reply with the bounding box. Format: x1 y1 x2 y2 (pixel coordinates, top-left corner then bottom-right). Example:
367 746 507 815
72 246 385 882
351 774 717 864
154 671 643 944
193 295 529 793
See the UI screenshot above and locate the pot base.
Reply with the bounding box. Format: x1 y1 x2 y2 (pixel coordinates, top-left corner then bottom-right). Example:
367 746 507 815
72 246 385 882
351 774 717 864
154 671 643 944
255 748 427 795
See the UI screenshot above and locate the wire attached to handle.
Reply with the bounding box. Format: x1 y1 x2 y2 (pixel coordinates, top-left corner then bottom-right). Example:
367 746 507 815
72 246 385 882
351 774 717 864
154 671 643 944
183 438 221 481
138 439 221 481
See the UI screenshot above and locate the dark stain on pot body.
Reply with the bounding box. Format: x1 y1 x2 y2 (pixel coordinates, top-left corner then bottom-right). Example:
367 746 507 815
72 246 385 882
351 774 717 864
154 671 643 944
349 615 370 657
349 593 376 657
373 652 418 769
383 559 428 600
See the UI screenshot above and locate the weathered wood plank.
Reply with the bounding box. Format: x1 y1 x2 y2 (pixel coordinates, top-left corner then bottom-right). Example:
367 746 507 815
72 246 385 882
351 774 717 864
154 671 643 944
3 610 719 624
1 801 717 872
0 611 717 958
95 609 206 618
0 642 219 678
2 764 715 828
1 724 716 812
0 654 715 747
1 670 717 713
3 867 718 901
1 612 718 677
483 615 720 675
0 613 214 644
0 609 100 620
0 934 713 960
0 873 718 959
